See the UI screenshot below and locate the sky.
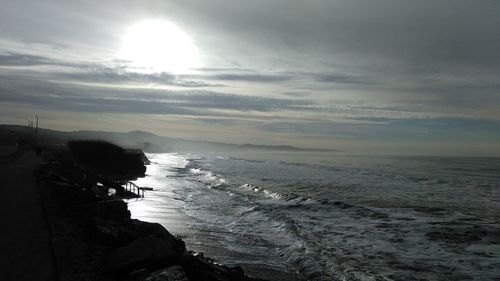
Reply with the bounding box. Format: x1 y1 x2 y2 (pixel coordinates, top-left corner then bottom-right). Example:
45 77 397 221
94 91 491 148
0 0 499 156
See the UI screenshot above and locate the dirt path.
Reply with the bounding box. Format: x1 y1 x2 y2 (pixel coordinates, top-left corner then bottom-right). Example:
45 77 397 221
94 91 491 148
0 150 56 281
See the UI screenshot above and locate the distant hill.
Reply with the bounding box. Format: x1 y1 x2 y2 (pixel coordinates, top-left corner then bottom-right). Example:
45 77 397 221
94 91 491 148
0 124 335 153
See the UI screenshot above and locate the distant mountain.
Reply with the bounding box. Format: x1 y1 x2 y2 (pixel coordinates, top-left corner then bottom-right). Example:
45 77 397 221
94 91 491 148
0 124 335 153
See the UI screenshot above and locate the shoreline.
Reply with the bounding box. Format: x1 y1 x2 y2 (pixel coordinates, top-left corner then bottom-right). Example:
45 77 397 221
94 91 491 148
36 152 275 281
128 196 303 281
3 132 498 280
126 154 304 281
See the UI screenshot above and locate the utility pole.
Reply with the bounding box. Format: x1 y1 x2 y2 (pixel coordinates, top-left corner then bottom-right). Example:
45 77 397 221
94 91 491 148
35 115 39 146
29 120 33 142
17 117 34 143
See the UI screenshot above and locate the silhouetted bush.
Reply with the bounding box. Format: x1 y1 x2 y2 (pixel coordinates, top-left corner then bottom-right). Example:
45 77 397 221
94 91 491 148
68 140 146 176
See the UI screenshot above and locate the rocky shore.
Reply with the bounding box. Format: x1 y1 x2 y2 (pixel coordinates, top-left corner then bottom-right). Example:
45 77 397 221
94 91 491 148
36 146 267 281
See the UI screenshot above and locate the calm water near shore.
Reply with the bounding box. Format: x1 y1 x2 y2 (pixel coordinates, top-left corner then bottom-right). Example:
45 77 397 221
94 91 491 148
128 151 500 281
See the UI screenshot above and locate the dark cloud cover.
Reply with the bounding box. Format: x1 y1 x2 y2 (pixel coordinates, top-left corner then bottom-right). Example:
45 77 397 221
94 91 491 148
1 0 499 153
0 74 312 114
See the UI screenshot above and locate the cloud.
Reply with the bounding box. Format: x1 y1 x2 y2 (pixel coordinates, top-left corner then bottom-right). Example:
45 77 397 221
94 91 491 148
0 51 218 88
0 51 93 69
1 0 500 154
61 68 216 88
0 52 61 66
314 73 373 85
208 73 292 83
0 74 312 115
255 117 500 142
281 91 311 98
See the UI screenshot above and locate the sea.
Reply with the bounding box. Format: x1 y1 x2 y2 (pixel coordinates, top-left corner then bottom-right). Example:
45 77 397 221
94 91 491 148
127 151 500 281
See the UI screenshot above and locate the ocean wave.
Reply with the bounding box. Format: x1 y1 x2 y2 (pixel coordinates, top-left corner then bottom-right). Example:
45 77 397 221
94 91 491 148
175 162 228 188
239 183 308 202
162 153 500 280
229 157 267 164
189 167 227 188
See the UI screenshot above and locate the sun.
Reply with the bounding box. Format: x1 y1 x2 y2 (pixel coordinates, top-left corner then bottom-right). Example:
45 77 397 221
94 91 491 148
118 20 200 74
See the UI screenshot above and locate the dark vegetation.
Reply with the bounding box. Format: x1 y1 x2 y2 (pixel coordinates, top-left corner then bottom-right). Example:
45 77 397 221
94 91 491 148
68 140 146 177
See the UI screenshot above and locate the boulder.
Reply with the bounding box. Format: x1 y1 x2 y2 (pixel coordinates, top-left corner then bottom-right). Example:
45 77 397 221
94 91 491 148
126 220 184 242
94 219 186 249
94 219 124 244
107 236 183 273
181 251 260 281
85 200 131 221
145 265 189 281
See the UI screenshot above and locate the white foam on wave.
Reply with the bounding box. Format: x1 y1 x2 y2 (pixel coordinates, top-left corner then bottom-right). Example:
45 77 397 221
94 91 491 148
239 183 309 203
188 167 227 188
133 152 500 281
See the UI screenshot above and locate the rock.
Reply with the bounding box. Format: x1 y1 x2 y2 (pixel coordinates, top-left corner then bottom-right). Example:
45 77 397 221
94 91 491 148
37 145 271 281
94 219 186 249
107 236 183 274
85 200 131 221
88 185 108 199
180 251 261 281
145 265 189 281
94 219 125 244
140 151 151 165
126 220 184 243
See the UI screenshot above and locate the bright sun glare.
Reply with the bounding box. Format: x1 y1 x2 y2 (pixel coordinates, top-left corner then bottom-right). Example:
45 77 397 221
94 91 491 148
119 20 200 74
